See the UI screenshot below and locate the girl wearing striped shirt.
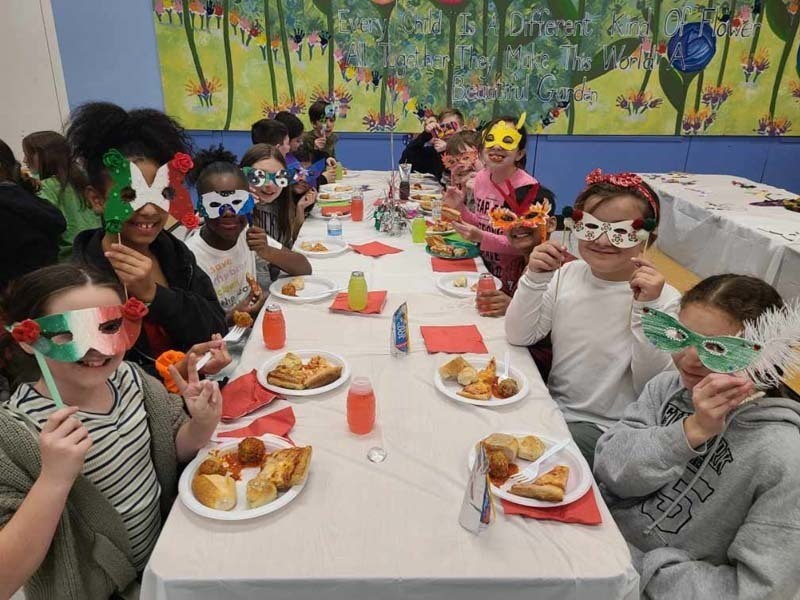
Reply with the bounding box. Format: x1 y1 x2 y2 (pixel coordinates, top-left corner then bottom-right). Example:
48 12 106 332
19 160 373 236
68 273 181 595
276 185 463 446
0 264 224 600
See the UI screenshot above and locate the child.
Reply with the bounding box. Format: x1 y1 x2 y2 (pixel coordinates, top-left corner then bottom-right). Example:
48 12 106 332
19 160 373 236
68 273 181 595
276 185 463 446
288 144 322 217
66 101 227 373
442 130 482 195
275 111 305 155
400 108 464 180
505 170 681 466
22 131 100 260
185 146 311 322
0 264 223 599
250 118 291 156
0 139 65 293
445 115 537 296
240 143 311 248
302 99 338 161
594 274 800 598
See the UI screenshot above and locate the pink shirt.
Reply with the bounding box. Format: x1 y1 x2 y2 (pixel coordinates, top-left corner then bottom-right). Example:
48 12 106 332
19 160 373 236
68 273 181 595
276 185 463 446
460 167 539 294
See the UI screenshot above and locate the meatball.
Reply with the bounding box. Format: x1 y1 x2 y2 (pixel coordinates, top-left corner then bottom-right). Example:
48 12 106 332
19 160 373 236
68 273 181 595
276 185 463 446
238 437 266 465
198 456 226 476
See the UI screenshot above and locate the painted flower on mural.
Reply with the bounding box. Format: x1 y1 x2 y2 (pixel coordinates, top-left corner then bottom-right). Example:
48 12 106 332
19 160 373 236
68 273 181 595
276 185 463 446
213 3 223 28
307 31 321 59
667 22 716 73
682 108 715 135
615 90 663 115
154 0 164 21
790 80 800 101
261 93 308 119
256 31 268 60
701 85 733 112
184 76 221 107
756 116 793 136
785 0 800 15
291 30 305 61
362 109 398 132
270 37 281 60
741 49 770 83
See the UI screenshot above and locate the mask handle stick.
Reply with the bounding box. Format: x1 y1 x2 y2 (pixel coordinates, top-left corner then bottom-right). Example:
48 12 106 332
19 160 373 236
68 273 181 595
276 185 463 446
116 232 129 301
34 351 64 408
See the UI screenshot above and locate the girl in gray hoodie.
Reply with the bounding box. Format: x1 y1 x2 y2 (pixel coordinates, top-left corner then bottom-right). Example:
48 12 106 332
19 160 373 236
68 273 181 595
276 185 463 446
594 274 800 599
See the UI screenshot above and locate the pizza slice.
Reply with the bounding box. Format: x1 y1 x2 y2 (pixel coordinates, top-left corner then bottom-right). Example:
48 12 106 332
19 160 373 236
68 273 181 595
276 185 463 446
477 358 497 385
457 380 492 401
509 465 569 502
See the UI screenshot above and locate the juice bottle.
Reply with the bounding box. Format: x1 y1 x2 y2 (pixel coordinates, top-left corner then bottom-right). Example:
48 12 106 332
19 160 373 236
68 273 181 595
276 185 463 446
262 304 286 349
347 377 375 434
351 193 364 222
348 271 368 311
476 273 497 315
335 162 344 181
411 217 427 243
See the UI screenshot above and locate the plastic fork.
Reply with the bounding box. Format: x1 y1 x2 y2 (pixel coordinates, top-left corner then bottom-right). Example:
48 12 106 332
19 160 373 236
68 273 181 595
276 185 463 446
195 326 247 371
502 350 510 380
509 439 571 484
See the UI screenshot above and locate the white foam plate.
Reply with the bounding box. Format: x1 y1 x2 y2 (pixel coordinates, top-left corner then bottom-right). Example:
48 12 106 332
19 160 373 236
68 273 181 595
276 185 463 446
410 183 442 193
467 431 592 508
312 209 352 220
257 349 350 397
294 237 349 257
434 355 529 407
269 276 339 302
436 272 502 298
179 434 307 521
319 183 355 193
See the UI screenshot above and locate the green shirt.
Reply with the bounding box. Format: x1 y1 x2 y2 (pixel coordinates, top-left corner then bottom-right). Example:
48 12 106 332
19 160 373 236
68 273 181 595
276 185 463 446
301 130 337 160
37 177 100 261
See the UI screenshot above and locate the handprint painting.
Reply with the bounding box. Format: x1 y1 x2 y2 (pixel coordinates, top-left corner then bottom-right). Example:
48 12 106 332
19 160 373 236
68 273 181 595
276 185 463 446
154 0 800 136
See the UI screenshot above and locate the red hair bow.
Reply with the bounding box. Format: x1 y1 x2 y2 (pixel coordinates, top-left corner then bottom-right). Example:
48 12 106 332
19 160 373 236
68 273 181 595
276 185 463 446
584 168 658 220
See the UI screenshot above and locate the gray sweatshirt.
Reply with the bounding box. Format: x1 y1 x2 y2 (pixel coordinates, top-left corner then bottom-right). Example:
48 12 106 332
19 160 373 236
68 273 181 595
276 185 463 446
594 371 800 599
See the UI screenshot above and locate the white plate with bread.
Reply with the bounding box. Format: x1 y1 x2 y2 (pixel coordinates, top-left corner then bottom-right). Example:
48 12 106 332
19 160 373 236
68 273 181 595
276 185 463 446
468 432 592 508
257 350 350 397
179 434 310 521
269 276 339 303
436 272 502 298
295 238 349 257
435 355 528 407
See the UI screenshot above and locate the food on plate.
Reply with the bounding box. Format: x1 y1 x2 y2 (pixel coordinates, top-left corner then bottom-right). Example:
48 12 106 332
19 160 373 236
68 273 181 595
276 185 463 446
452 246 468 258
438 356 472 380
191 473 237 510
477 358 497 384
470 282 479 292
440 206 462 222
319 192 331 200
246 476 278 508
411 183 425 190
509 465 570 502
458 380 491 401
427 219 452 233
300 241 329 252
452 276 468 288
281 283 298 297
334 185 352 192
238 437 266 466
487 449 510 481
457 366 478 386
290 277 305 291
198 456 226 476
494 378 520 399
482 433 519 462
517 435 545 462
260 446 312 491
233 311 254 328
245 272 262 298
412 193 441 204
267 353 343 390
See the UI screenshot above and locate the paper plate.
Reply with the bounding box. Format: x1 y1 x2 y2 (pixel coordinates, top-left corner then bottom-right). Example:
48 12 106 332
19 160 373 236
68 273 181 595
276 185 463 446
434 356 529 407
257 349 350 397
467 431 592 508
319 183 355 193
295 238 349 257
269 276 339 302
178 434 307 521
314 210 352 220
425 240 480 260
436 272 502 298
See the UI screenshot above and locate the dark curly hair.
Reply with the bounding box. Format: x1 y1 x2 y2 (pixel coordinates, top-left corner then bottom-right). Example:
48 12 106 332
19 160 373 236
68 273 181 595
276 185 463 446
189 144 247 195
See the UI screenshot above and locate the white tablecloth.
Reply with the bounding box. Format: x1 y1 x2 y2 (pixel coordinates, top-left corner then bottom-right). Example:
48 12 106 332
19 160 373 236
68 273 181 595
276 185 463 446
142 171 638 600
642 173 800 300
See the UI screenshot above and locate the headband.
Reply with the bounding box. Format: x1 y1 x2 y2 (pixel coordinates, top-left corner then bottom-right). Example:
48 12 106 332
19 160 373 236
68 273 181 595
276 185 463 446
584 168 659 221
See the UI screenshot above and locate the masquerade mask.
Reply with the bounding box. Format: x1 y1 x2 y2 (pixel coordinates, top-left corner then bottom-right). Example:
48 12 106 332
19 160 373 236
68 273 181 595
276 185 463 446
324 103 339 119
491 199 552 231
286 157 327 186
641 308 760 374
565 210 652 249
442 148 478 170
244 167 290 189
484 113 526 151
433 121 459 140
103 150 196 233
199 189 255 219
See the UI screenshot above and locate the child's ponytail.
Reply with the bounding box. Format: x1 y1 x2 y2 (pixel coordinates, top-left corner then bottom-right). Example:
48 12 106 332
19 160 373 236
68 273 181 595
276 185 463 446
0 139 40 195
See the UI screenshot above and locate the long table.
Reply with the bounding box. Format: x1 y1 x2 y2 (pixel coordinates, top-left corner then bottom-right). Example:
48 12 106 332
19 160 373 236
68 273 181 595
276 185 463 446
142 171 637 600
642 173 800 300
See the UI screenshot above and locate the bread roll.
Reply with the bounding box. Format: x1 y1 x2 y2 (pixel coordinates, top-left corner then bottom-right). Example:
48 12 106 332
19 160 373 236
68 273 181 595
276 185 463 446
482 433 519 462
457 366 478 386
517 435 545 462
246 476 278 508
438 356 471 380
289 446 312 486
192 474 237 510
291 277 305 291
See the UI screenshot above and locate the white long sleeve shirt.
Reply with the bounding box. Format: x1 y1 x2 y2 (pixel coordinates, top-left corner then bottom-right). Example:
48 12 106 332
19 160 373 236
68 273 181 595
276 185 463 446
505 260 681 428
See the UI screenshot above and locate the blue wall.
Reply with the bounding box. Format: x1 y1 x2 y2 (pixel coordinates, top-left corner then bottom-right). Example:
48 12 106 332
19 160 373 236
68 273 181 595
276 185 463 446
52 0 799 202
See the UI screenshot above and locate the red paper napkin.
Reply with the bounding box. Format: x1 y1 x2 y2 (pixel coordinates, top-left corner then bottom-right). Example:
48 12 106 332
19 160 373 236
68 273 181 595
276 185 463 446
349 241 403 257
420 325 488 354
500 488 603 525
431 257 477 272
220 370 279 422
321 205 351 217
217 407 296 439
330 291 387 314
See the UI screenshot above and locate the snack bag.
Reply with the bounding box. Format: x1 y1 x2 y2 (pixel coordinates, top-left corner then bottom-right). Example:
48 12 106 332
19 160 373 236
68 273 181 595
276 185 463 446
459 444 494 534
390 302 410 357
